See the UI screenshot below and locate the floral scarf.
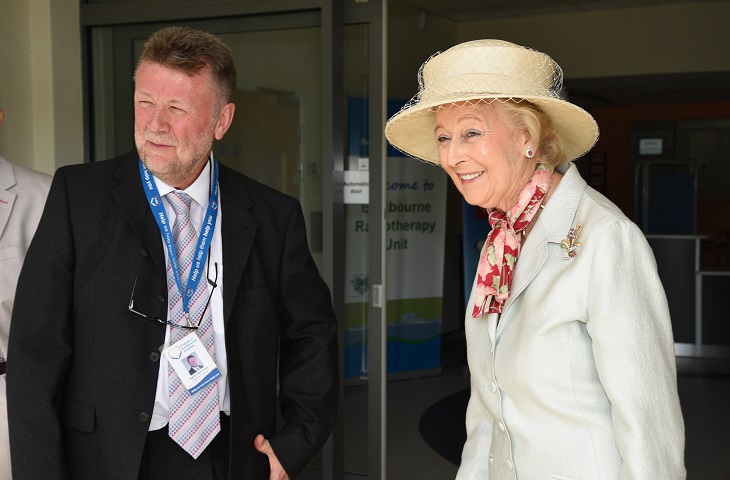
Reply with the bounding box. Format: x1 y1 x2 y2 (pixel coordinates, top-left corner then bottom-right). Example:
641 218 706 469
472 164 554 317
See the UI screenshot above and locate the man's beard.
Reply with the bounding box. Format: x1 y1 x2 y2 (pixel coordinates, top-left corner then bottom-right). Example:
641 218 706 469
135 126 214 187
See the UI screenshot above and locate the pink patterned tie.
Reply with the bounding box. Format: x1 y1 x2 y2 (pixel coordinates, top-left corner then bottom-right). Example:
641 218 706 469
166 191 220 458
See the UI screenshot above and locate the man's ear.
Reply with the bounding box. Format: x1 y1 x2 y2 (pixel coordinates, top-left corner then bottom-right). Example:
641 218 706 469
214 103 235 141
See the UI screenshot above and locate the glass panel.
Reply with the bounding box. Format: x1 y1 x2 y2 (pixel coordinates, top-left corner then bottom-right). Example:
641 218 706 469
88 15 323 269
214 27 324 266
340 21 373 478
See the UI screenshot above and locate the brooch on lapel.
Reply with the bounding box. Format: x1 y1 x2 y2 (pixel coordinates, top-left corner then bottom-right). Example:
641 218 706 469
561 223 583 259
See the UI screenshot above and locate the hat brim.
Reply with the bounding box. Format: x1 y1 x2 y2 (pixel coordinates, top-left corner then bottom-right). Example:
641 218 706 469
384 95 599 165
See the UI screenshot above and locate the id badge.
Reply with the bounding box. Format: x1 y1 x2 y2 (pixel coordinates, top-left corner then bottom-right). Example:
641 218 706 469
163 334 222 395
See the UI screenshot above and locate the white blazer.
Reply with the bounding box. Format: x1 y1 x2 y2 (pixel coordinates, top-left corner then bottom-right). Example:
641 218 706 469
0 155 51 357
0 154 51 480
456 163 686 480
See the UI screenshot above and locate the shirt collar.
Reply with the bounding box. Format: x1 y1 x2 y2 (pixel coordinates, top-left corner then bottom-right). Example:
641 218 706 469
152 152 213 210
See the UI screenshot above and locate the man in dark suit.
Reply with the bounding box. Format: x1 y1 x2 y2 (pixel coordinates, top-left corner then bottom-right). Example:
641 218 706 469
6 26 338 480
187 355 203 375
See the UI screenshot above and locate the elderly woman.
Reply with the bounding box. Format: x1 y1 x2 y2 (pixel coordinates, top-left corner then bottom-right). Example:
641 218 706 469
385 40 685 479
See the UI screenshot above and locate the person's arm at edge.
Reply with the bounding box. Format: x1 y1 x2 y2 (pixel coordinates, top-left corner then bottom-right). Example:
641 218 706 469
6 168 75 479
586 219 686 479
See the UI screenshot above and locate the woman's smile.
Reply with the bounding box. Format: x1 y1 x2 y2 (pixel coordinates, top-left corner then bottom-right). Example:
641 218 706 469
459 171 484 182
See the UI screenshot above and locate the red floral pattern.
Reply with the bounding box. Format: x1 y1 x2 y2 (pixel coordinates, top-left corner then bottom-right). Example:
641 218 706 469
472 165 554 317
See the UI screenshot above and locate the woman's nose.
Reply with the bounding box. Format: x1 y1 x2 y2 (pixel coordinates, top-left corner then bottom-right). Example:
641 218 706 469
442 140 465 168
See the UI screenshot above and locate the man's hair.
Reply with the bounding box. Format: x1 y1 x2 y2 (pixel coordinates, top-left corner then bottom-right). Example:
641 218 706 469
136 26 236 105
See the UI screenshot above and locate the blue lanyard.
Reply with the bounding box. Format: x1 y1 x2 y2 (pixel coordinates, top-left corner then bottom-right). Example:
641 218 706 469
139 158 220 315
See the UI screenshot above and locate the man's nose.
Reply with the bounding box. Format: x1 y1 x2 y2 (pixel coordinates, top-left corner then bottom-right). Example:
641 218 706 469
148 107 169 132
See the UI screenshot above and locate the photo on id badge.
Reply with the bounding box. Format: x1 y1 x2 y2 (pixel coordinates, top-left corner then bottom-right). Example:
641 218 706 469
164 334 221 394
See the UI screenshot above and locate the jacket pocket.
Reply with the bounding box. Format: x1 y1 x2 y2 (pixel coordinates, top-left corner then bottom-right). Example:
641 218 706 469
62 400 95 433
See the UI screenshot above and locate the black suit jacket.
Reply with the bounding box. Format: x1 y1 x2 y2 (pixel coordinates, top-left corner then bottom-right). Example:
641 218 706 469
7 151 339 479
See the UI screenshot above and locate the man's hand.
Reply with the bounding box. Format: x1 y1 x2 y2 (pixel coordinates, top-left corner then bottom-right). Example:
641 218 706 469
254 434 290 480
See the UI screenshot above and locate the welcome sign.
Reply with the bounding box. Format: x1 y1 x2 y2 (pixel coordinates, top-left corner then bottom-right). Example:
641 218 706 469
344 98 447 378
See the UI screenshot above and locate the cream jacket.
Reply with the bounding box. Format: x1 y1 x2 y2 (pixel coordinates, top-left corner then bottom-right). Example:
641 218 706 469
456 163 686 480
0 155 51 361
0 154 51 480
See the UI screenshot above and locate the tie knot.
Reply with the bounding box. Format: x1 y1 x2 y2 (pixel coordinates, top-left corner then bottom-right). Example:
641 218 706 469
167 191 193 216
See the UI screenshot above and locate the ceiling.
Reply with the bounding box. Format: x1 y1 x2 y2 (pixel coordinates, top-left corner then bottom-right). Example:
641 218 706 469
393 0 730 107
566 71 730 108
394 0 728 22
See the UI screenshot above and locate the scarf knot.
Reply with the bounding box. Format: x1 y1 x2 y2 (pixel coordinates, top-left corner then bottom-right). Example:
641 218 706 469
472 165 554 317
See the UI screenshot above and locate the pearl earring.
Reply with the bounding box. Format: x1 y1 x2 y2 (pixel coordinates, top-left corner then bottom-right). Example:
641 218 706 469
525 146 535 158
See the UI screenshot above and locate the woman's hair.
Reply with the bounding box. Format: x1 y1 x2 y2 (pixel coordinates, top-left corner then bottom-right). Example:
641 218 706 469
493 99 567 168
135 26 236 107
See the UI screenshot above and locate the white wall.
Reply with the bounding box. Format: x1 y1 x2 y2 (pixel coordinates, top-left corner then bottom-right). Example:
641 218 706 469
0 0 82 175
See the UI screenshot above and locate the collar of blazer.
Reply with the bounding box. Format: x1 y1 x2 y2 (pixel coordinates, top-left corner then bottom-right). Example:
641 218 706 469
111 151 259 324
112 152 167 276
0 155 18 191
0 156 18 235
502 162 586 313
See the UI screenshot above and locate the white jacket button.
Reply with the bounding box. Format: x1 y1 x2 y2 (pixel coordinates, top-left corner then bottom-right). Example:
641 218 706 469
488 382 497 392
497 421 505 432
505 459 513 471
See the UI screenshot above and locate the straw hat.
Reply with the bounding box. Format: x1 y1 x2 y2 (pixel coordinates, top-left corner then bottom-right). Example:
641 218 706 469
384 39 599 165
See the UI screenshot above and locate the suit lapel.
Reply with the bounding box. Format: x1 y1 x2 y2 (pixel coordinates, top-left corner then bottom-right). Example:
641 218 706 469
110 156 259 322
504 229 549 312
111 153 166 275
0 157 16 240
502 163 586 314
218 164 257 323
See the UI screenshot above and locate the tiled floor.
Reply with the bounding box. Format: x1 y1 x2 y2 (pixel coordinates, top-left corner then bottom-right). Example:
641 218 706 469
302 339 730 479
677 356 730 480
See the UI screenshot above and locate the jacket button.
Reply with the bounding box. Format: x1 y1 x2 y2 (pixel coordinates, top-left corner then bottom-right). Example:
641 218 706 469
505 459 513 471
139 412 150 422
158 293 166 303
149 351 160 362
498 421 505 432
488 382 497 392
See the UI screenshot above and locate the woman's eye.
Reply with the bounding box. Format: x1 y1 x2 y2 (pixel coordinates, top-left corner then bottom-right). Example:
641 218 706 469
465 130 481 139
437 134 450 144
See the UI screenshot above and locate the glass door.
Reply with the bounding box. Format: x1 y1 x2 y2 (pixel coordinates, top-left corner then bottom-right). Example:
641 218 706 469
89 11 326 268
340 1 388 478
87 9 332 480
84 2 393 477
